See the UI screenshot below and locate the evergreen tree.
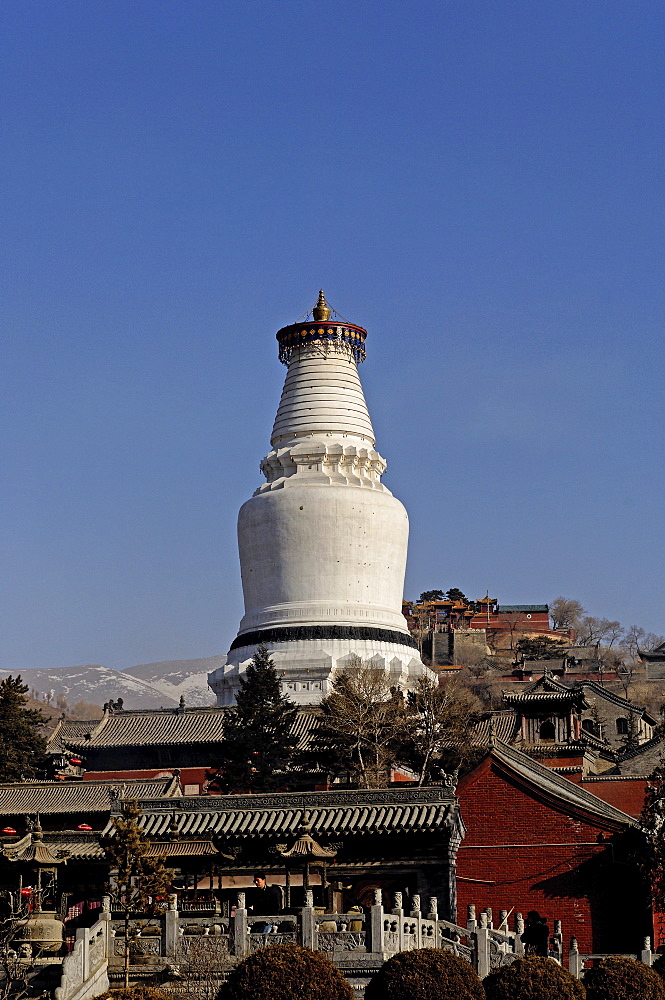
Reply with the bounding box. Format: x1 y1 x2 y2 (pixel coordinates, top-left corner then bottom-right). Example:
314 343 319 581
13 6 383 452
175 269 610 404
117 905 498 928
100 800 174 988
213 645 299 793
418 590 444 602
0 676 48 781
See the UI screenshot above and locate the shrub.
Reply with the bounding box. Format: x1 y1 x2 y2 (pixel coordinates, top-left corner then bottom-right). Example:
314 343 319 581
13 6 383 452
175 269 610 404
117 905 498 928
583 956 665 1000
217 942 353 1000
99 989 170 1000
364 947 485 1000
483 956 585 1000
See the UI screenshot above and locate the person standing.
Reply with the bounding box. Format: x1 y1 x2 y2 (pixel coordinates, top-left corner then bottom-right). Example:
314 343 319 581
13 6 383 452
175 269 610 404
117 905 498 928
521 910 549 956
251 873 282 933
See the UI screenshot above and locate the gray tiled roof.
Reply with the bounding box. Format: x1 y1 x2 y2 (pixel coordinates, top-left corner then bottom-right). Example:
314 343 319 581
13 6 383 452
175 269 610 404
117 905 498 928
0 776 181 815
469 712 521 744
484 742 637 829
48 720 100 753
616 736 664 776
57 706 228 749
104 786 461 840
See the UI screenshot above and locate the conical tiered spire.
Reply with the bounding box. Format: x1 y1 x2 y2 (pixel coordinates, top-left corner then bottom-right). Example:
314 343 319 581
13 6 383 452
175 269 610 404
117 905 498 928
208 294 431 708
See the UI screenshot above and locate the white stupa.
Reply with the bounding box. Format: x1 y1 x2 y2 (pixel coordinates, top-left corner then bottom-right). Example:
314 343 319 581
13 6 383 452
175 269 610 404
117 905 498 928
208 292 431 706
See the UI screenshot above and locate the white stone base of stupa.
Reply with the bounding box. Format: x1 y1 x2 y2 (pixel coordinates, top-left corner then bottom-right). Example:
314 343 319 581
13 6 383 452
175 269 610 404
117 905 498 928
207 636 433 707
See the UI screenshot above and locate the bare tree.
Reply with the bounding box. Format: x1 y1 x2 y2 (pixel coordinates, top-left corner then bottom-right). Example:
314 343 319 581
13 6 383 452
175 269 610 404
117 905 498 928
549 597 586 631
306 660 407 788
576 617 623 648
404 676 481 785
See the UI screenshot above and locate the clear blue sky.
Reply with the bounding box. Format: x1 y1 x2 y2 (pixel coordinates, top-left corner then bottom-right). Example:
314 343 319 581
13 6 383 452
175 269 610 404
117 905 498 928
2 1 664 670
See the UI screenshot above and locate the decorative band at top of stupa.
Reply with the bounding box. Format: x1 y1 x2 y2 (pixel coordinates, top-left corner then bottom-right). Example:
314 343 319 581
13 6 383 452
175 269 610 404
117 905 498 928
276 289 367 365
276 320 367 365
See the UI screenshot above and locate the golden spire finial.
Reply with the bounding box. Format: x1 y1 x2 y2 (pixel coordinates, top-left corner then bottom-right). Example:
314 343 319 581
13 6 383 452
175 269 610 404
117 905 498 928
312 290 331 322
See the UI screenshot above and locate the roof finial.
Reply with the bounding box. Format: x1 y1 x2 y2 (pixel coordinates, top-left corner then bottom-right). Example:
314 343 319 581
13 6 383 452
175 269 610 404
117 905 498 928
313 290 331 322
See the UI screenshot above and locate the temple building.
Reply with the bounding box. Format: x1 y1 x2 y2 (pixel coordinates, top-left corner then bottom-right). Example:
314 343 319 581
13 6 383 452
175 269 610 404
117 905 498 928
209 293 431 706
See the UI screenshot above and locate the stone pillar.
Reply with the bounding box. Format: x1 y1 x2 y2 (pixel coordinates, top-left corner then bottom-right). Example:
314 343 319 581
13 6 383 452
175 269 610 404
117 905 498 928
301 891 317 951
393 893 404 953
165 896 179 959
515 913 524 956
234 893 248 959
411 895 421 949
76 926 89 982
369 889 384 955
642 936 653 967
475 912 490 979
552 919 563 963
569 937 582 978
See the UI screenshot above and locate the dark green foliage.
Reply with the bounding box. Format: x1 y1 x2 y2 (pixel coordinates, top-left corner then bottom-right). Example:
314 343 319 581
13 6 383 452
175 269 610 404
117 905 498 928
446 588 467 602
419 590 445 602
484 956 584 1000
583 957 665 1000
514 636 566 660
218 942 353 1000
0 676 48 781
364 947 485 1000
212 645 299 793
638 765 665 909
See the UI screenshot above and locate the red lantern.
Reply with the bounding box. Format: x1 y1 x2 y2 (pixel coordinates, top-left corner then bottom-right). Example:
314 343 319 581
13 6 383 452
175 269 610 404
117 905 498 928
69 758 82 766
1 827 16 835
77 824 93 831
20 887 32 896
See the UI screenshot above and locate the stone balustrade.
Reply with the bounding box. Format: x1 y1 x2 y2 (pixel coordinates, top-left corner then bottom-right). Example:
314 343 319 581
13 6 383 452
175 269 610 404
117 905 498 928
66 892 661 999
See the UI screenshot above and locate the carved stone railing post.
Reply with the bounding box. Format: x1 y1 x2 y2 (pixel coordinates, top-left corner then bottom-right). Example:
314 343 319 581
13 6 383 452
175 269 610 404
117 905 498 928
392 892 404 953
569 937 582 978
475 911 490 979
552 919 562 963
78 927 90 983
234 893 248 959
101 897 111 921
515 913 524 956
642 936 653 967
467 904 477 932
485 907 493 930
165 894 179 959
411 895 421 949
369 889 384 955
301 891 317 951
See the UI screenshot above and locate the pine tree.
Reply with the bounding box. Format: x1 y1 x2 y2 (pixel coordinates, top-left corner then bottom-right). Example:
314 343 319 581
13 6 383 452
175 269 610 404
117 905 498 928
100 800 174 988
213 645 299 793
0 676 48 781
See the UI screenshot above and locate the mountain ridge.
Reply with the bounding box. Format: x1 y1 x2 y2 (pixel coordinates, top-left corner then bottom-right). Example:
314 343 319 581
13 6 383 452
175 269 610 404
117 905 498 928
0 655 225 711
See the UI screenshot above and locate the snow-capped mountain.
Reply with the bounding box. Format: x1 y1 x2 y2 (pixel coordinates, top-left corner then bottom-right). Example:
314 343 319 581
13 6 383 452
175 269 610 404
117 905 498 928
0 655 225 711
122 656 224 706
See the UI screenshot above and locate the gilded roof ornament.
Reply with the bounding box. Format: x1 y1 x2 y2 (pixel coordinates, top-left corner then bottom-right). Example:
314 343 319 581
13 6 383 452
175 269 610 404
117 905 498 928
312 290 331 322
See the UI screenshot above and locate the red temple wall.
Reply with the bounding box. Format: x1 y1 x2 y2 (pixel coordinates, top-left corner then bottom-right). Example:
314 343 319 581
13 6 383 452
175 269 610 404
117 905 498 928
455 758 646 953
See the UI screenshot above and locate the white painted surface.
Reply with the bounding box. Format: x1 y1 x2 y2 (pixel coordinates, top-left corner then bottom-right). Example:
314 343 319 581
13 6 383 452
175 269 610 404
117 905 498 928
212 335 432 705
